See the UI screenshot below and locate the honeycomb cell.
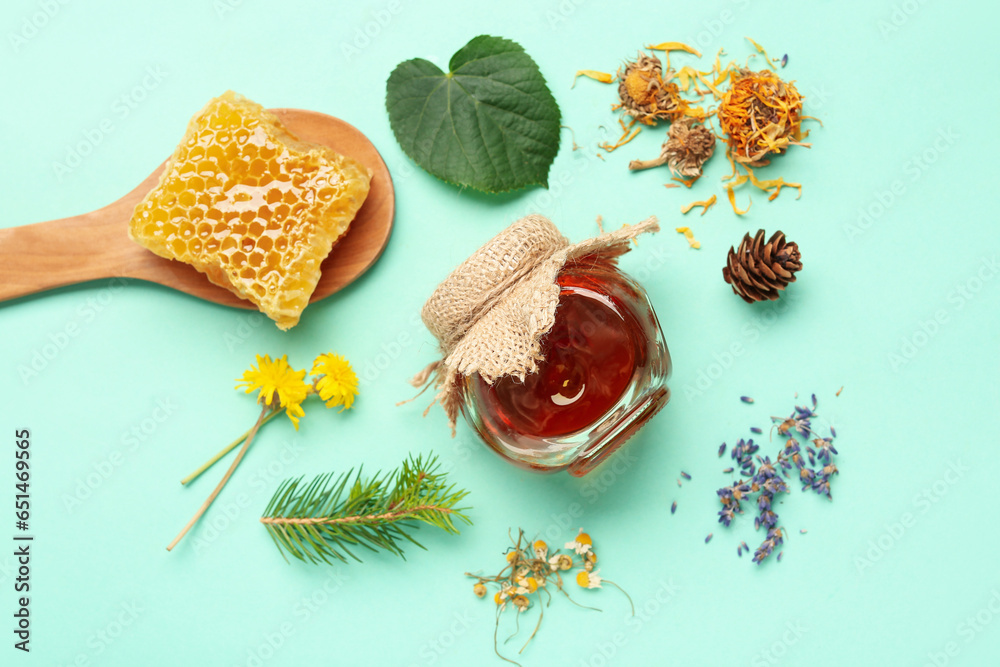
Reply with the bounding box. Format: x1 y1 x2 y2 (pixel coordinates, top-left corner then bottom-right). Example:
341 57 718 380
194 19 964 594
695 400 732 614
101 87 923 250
127 91 371 330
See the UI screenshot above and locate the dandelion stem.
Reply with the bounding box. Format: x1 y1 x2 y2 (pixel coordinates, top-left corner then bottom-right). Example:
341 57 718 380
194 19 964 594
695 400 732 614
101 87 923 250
180 408 282 485
167 406 270 551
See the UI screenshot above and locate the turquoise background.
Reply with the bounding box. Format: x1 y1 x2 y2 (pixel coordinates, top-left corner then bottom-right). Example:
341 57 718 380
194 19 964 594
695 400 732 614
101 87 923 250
2 0 999 665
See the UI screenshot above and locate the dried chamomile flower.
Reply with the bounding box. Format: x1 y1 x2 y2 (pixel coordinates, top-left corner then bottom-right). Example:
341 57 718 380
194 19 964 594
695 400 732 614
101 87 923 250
616 53 688 126
549 554 573 571
466 529 632 663
576 570 603 589
565 529 593 555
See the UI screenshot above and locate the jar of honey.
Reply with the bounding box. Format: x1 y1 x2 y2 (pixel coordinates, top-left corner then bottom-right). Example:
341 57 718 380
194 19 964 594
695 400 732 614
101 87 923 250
414 215 670 476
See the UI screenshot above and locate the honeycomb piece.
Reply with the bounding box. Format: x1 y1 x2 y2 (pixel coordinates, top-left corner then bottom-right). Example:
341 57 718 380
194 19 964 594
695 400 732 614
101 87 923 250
128 91 371 330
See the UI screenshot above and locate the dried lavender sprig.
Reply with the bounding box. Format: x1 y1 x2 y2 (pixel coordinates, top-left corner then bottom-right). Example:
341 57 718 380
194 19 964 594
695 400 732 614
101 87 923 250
752 527 785 564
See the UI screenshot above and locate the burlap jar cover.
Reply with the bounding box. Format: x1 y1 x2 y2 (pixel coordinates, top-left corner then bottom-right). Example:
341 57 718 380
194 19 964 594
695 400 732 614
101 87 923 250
412 214 660 434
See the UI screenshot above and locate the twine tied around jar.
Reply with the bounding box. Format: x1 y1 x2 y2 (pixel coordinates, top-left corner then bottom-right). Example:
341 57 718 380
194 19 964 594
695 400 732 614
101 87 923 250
409 214 660 434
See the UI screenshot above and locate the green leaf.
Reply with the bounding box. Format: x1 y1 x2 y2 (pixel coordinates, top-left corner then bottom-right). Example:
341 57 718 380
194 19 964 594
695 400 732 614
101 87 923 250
385 35 561 194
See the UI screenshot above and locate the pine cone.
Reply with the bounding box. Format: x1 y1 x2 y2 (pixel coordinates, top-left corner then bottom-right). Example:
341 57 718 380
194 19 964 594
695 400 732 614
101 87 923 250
722 230 802 303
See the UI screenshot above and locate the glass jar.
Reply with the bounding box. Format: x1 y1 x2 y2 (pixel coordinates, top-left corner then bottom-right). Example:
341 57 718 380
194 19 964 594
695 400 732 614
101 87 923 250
460 258 671 476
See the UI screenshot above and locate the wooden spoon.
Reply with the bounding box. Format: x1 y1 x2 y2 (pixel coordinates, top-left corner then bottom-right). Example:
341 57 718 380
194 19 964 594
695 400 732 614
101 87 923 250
0 109 394 309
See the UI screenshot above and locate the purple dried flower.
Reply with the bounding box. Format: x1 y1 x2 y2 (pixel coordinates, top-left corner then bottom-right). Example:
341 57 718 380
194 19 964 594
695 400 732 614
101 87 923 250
780 54 788 68
681 471 692 480
677 479 682 487
705 533 713 544
671 501 677 514
811 394 817 409
718 443 727 457
752 528 785 564
723 467 734 473
800 529 807 534
830 426 837 438
812 477 832 499
737 545 743 557
741 396 754 404
750 427 762 434
777 550 784 562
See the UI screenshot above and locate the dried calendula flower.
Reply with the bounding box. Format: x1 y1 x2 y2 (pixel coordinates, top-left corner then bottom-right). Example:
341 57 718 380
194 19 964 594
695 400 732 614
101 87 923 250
628 117 716 177
718 68 807 165
615 53 688 126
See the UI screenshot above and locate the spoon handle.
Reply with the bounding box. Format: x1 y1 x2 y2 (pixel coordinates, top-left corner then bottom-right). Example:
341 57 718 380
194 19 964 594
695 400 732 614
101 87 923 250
0 193 153 302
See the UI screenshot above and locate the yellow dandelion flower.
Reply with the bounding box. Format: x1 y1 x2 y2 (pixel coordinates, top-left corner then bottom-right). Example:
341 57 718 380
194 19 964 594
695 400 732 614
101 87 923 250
236 354 310 429
311 353 359 411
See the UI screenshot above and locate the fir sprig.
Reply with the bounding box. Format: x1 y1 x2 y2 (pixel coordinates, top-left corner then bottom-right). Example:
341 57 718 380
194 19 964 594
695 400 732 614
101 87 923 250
260 454 471 564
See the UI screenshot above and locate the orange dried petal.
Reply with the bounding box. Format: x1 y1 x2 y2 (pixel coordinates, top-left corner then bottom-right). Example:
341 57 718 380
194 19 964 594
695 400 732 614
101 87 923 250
647 42 702 58
681 194 717 216
572 70 613 87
